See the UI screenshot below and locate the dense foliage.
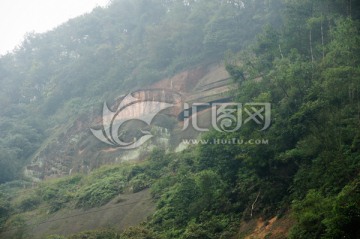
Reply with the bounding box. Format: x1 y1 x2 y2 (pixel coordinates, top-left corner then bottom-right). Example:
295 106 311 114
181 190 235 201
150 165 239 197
0 0 359 238
0 0 280 183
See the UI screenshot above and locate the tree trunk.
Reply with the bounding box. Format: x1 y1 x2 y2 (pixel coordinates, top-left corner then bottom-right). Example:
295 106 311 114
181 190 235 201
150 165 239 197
250 191 260 218
349 0 352 18
321 14 325 59
309 29 314 64
279 44 284 59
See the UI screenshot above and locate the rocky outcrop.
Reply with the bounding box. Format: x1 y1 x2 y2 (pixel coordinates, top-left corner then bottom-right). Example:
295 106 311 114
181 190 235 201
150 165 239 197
24 64 235 181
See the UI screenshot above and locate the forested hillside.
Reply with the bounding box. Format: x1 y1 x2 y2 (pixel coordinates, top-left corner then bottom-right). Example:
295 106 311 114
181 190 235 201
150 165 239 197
0 0 360 238
0 0 281 183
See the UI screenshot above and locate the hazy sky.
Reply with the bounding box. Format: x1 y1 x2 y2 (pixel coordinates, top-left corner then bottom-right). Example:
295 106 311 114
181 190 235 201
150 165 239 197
0 0 110 55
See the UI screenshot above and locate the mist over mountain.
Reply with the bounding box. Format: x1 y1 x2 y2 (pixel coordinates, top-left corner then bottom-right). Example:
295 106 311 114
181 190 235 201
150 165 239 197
0 0 359 238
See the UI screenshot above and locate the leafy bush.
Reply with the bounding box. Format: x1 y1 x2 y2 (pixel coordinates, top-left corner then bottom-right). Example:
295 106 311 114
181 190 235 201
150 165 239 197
16 193 41 212
120 226 159 239
181 215 233 239
67 229 121 239
76 178 125 208
75 166 127 208
0 193 11 230
322 178 360 238
129 174 152 193
289 190 332 239
46 235 66 239
38 175 83 212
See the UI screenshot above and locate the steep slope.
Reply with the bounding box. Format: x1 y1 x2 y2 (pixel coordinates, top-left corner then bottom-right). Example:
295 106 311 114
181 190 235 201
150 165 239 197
24 64 234 181
0 0 281 184
1 190 154 239
2 0 358 238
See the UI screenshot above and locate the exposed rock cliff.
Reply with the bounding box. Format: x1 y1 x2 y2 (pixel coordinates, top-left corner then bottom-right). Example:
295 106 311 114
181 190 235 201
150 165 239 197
24 64 235 181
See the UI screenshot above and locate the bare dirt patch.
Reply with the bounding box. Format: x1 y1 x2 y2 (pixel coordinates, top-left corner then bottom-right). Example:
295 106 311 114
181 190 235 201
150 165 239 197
1 189 154 239
237 213 294 239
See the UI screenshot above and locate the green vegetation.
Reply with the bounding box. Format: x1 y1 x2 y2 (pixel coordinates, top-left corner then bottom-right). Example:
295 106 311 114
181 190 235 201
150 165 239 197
0 0 360 238
0 0 280 183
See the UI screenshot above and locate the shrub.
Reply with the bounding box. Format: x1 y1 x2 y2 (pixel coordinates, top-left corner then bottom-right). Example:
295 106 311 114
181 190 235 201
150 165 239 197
16 193 41 212
38 175 83 212
68 229 121 239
